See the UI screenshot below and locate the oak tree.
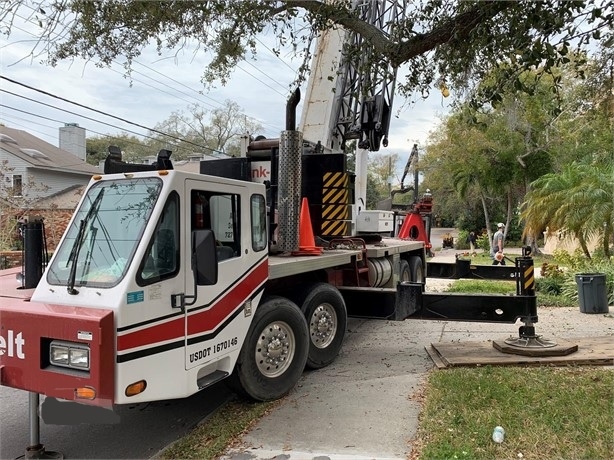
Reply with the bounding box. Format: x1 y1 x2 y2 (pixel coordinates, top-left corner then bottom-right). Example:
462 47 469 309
1 1 611 106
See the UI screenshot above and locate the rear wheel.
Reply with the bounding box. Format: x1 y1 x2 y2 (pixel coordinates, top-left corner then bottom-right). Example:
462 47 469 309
399 259 411 283
409 256 424 283
294 283 347 369
230 296 308 401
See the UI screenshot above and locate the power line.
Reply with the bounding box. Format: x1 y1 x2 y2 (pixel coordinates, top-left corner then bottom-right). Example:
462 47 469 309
236 59 289 96
255 36 301 73
10 6 288 133
0 102 218 158
0 108 209 158
130 60 226 110
0 78 227 155
0 113 60 144
1 93 157 142
105 67 220 111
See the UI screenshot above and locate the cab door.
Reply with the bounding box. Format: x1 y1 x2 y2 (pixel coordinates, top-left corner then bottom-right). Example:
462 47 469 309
183 179 266 371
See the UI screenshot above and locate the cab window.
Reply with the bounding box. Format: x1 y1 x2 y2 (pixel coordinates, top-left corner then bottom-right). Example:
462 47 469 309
192 190 240 261
137 192 180 285
251 194 267 252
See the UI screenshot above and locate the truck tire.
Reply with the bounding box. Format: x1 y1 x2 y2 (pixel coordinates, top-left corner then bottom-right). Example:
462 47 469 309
230 296 308 401
295 283 347 369
409 256 424 283
399 259 411 283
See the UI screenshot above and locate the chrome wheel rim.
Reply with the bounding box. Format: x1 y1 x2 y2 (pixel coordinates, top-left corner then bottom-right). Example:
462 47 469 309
255 321 295 377
309 303 337 349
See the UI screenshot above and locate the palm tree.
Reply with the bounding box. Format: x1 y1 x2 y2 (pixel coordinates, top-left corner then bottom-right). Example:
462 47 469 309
521 162 613 258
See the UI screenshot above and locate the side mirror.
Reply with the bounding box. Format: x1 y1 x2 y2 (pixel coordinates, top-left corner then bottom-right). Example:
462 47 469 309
192 229 218 285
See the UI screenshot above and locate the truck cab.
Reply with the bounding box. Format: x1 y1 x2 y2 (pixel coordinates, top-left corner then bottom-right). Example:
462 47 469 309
17 168 269 406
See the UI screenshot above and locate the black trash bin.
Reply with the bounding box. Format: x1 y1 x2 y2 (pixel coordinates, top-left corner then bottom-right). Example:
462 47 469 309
575 273 609 314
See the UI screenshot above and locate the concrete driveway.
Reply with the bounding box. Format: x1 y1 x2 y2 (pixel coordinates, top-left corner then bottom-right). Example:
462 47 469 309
219 250 613 460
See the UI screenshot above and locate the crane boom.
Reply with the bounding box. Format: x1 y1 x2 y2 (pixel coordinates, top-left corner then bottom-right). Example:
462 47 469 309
299 0 407 153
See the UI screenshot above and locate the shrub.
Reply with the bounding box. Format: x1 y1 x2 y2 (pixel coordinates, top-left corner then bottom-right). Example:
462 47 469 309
536 262 567 296
540 262 564 278
536 276 563 295
552 251 614 305
455 229 469 250
476 233 490 252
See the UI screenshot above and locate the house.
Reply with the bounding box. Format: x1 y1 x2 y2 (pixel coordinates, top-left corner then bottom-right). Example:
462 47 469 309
0 124 100 252
0 125 99 200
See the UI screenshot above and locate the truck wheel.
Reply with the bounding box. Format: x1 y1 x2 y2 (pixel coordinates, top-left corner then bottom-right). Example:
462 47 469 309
295 283 347 369
231 296 308 401
409 256 424 283
399 259 411 282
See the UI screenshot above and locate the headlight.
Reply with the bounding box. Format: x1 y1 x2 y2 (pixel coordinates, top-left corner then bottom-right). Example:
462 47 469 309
50 340 90 371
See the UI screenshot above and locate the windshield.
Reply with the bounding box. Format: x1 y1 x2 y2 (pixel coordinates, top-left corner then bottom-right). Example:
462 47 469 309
47 177 163 288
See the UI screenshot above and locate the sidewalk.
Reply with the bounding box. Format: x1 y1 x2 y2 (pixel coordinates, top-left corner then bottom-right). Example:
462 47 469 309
220 253 613 460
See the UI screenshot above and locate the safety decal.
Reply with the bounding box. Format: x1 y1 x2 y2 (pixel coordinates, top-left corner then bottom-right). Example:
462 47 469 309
322 204 350 220
321 220 351 236
127 291 145 304
322 188 349 204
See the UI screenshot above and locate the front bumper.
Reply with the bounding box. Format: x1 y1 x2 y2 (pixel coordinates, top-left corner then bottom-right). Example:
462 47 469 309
0 297 114 407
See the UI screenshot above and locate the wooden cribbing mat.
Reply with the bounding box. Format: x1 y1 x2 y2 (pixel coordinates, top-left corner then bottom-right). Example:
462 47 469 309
426 336 614 369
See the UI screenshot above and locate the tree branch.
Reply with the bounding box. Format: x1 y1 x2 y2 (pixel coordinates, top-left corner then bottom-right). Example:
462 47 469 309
284 0 392 53
282 1 514 68
391 1 513 66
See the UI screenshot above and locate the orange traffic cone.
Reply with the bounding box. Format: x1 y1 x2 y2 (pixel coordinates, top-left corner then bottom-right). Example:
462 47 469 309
292 197 323 256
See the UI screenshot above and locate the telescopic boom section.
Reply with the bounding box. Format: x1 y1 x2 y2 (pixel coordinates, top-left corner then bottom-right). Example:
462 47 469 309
299 0 407 152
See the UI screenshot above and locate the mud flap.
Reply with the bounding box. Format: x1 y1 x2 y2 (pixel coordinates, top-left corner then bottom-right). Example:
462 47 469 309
393 282 421 320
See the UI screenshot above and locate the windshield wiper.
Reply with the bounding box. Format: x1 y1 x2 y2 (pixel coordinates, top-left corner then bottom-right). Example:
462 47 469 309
66 188 105 295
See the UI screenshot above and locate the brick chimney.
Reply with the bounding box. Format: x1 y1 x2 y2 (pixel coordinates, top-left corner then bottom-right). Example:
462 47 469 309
59 123 86 161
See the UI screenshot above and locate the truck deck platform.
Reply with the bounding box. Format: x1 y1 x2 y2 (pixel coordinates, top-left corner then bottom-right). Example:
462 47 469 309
268 238 424 279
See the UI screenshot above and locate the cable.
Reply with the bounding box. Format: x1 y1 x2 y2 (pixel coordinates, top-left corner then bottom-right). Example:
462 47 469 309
1 103 68 125
134 58 286 133
105 67 220 111
0 113 61 144
0 106 215 159
0 103 217 159
255 37 298 73
9 6 287 133
0 79 227 155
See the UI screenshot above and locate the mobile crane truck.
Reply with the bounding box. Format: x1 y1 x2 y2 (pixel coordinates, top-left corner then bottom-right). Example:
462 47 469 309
1 94 546 458
0 2 556 457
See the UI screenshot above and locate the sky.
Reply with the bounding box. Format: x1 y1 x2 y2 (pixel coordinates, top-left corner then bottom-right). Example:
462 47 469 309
0 8 453 182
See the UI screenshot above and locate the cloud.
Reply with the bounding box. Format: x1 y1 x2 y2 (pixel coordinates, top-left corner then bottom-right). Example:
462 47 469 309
1 17 450 165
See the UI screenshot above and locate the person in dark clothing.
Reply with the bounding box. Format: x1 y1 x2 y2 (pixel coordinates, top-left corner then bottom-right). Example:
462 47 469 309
467 231 477 253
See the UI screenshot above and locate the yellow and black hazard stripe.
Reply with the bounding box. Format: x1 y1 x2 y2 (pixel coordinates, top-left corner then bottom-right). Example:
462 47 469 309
322 188 349 205
322 172 350 205
323 171 349 189
523 264 535 292
320 220 351 237
322 204 350 221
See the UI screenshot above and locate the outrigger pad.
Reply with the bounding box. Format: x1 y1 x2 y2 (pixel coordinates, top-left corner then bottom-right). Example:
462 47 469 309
493 337 578 357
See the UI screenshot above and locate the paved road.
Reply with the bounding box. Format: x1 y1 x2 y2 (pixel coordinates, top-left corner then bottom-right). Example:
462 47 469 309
0 382 232 459
429 227 458 249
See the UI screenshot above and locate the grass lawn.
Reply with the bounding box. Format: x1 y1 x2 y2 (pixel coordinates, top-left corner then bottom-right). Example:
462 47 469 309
416 271 612 458
157 399 277 459
414 366 614 460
